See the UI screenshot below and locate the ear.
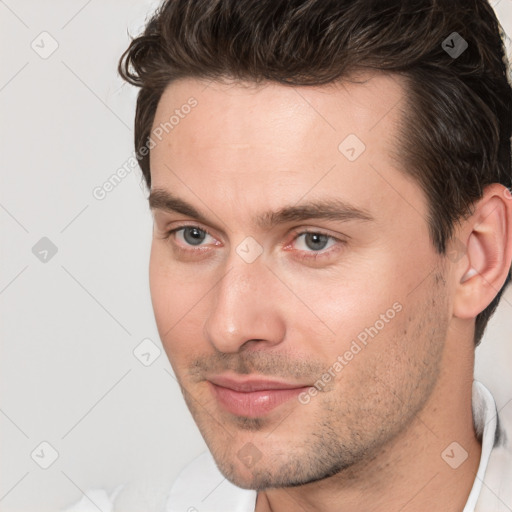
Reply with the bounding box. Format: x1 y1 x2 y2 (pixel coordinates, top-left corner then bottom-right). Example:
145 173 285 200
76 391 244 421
452 183 512 320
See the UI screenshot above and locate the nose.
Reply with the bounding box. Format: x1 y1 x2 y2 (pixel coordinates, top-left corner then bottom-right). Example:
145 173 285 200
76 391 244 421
203 255 286 354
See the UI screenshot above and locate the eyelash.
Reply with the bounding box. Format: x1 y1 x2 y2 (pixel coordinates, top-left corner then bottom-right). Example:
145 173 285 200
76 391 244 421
160 224 345 262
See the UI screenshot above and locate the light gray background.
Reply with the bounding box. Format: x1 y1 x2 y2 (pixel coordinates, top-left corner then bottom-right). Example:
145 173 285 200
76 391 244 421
1 1 511 511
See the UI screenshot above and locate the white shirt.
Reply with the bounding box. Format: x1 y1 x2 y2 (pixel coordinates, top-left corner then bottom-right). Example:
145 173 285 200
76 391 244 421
63 381 512 512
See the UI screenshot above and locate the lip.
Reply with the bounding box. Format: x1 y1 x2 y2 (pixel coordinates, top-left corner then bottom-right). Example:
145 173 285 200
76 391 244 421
207 374 311 417
208 374 309 392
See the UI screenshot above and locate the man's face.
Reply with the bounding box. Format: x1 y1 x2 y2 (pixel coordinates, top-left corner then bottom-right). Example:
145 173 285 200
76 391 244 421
148 74 452 489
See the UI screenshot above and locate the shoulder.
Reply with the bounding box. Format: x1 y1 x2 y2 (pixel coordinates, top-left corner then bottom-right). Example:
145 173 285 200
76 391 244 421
60 485 124 512
165 451 257 512
59 451 256 512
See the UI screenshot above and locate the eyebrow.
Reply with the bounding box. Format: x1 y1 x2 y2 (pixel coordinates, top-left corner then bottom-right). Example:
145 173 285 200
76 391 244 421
148 188 375 230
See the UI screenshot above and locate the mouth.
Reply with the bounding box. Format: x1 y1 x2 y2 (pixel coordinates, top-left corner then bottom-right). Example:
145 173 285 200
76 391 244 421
207 374 312 418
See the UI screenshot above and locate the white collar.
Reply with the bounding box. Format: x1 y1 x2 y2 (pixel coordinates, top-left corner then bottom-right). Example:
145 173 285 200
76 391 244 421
462 380 499 511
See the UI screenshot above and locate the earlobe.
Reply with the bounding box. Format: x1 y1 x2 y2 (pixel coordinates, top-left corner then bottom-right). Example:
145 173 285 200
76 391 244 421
452 184 512 320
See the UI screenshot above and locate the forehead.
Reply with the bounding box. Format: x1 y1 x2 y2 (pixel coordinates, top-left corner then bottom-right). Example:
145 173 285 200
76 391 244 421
148 72 425 231
150 71 406 171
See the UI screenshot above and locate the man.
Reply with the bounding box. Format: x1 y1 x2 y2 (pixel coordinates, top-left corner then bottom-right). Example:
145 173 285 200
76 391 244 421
66 0 512 510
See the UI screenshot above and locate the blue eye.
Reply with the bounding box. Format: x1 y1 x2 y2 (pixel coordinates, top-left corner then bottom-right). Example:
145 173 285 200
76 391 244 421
294 232 333 252
179 226 209 246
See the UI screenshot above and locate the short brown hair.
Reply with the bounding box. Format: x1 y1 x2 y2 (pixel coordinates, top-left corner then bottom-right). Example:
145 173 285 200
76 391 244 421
118 0 512 346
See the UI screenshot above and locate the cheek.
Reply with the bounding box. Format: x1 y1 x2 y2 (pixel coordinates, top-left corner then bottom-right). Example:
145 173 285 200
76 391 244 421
149 241 213 361
346 281 447 403
149 243 172 330
284 259 406 348
149 243 189 349
285 255 425 391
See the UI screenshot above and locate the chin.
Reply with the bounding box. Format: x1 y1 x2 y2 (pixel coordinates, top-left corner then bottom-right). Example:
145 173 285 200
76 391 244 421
216 462 282 491
210 446 340 491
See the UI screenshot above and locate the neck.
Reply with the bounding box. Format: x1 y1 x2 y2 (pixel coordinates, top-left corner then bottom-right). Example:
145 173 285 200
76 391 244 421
256 335 481 512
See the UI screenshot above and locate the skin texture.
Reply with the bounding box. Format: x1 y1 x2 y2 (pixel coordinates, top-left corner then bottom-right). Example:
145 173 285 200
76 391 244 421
148 73 512 511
